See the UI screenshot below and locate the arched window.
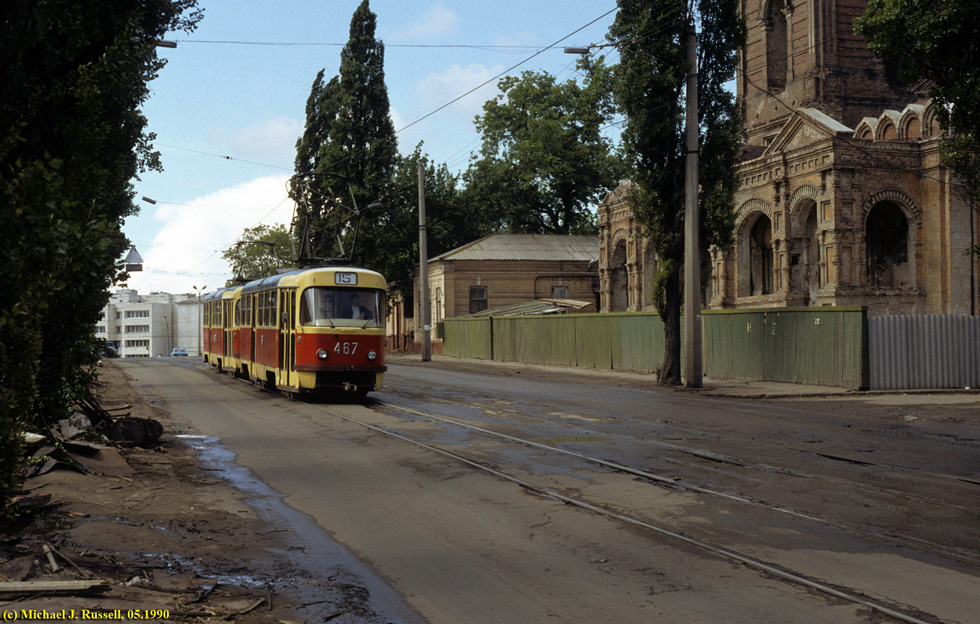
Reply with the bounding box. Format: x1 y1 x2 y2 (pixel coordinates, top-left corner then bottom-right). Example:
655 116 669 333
880 123 897 141
866 202 910 289
905 118 920 139
766 0 788 91
750 215 774 295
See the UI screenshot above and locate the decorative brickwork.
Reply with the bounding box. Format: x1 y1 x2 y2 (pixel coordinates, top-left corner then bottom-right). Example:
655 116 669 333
600 0 979 316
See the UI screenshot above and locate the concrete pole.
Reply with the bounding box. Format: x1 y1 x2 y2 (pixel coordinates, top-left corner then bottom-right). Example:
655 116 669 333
683 24 703 388
418 161 431 361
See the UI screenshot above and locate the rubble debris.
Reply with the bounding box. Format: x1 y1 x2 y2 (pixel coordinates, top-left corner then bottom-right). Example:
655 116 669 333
0 556 34 582
22 432 46 445
76 396 163 448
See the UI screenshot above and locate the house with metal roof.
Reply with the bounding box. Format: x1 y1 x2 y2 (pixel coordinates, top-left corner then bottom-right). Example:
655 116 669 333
409 233 599 334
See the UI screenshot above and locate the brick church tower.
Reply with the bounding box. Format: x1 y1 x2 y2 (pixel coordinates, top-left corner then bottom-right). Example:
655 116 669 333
701 0 978 314
599 0 978 316
740 0 914 148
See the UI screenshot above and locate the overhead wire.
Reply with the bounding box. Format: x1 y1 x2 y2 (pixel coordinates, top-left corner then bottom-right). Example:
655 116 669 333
143 5 706 288
177 40 580 51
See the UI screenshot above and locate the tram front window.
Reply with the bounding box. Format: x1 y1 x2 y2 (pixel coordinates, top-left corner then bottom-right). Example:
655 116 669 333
300 288 383 328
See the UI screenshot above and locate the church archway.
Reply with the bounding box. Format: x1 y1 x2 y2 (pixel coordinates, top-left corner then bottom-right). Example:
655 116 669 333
610 239 629 311
866 201 911 289
789 200 820 303
749 214 775 295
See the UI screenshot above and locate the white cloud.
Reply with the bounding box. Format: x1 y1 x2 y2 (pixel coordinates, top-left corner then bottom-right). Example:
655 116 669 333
388 4 458 41
493 32 537 48
122 175 295 296
415 63 505 125
206 116 303 166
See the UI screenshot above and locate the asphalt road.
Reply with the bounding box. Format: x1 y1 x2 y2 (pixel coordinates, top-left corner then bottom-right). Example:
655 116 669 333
120 357 980 624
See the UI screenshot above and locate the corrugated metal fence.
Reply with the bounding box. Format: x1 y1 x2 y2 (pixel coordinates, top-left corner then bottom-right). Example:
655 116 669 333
444 308 868 388
443 314 666 372
443 310 979 390
702 308 868 389
869 315 980 390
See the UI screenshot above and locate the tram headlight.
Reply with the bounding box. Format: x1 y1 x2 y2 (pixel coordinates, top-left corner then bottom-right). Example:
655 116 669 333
367 350 377 361
317 349 329 360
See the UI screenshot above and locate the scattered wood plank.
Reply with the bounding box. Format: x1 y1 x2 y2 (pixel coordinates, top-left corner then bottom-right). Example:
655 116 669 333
0 580 110 597
11 493 51 509
44 543 95 579
42 544 59 572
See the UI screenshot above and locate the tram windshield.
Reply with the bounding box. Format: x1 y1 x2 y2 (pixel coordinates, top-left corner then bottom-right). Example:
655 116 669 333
299 287 384 328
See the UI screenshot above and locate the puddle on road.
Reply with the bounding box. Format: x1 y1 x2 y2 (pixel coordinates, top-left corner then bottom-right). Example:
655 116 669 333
172 434 424 624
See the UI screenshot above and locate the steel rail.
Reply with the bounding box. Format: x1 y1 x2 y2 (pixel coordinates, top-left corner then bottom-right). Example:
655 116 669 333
373 400 980 567
382 379 980 489
316 404 937 624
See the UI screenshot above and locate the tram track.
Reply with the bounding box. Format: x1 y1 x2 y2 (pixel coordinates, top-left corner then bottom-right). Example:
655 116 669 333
311 400 947 624
368 399 980 567
382 379 980 505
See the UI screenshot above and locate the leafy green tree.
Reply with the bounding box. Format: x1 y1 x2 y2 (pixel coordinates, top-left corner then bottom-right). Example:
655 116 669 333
223 224 296 284
609 0 743 385
465 64 623 235
0 0 201 512
856 0 980 198
373 146 490 308
292 0 398 267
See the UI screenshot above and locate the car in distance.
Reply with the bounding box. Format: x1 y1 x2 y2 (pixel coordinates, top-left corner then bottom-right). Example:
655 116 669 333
170 347 189 357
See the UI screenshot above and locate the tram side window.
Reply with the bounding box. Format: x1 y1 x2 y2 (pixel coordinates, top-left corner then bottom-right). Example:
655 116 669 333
266 292 277 326
257 291 277 327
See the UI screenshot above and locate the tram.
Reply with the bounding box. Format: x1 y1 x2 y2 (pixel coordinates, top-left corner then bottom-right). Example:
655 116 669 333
202 266 387 397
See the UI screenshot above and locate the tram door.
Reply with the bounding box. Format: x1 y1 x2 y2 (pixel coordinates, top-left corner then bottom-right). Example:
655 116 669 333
249 294 256 371
279 290 296 388
286 290 299 386
223 301 231 360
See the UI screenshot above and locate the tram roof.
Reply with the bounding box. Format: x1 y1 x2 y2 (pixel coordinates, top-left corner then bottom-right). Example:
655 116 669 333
241 266 385 295
201 285 240 303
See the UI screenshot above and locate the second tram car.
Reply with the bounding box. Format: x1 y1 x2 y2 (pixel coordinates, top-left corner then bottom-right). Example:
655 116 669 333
203 266 387 397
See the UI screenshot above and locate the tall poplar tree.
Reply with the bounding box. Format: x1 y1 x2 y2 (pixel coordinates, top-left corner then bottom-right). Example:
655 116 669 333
609 0 743 385
293 70 342 259
292 0 397 267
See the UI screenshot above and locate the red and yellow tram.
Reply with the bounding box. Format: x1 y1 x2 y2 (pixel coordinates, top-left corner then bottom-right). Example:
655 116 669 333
203 266 387 397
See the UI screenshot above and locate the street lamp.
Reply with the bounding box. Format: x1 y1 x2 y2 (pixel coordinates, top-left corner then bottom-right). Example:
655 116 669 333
192 285 206 358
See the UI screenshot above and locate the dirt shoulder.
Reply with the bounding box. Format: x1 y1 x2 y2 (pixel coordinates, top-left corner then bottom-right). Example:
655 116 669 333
1 362 401 624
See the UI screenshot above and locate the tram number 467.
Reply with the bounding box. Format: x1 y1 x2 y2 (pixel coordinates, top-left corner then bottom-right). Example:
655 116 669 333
335 342 358 355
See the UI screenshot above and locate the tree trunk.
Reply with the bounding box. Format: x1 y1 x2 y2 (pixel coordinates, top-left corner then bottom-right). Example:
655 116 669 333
658 268 682 385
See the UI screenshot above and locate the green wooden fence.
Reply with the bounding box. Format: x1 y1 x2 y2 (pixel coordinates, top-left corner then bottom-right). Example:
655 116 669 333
442 307 869 389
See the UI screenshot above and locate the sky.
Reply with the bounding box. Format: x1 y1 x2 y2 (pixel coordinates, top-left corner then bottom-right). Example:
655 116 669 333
124 0 621 296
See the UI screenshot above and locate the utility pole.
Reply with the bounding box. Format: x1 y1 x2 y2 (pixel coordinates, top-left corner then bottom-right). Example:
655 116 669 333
418 161 431 361
683 23 703 388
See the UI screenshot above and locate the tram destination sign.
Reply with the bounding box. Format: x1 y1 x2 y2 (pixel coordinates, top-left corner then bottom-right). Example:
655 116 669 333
335 272 358 286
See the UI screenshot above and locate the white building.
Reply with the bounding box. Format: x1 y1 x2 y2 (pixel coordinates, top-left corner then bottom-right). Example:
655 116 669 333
96 290 203 358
